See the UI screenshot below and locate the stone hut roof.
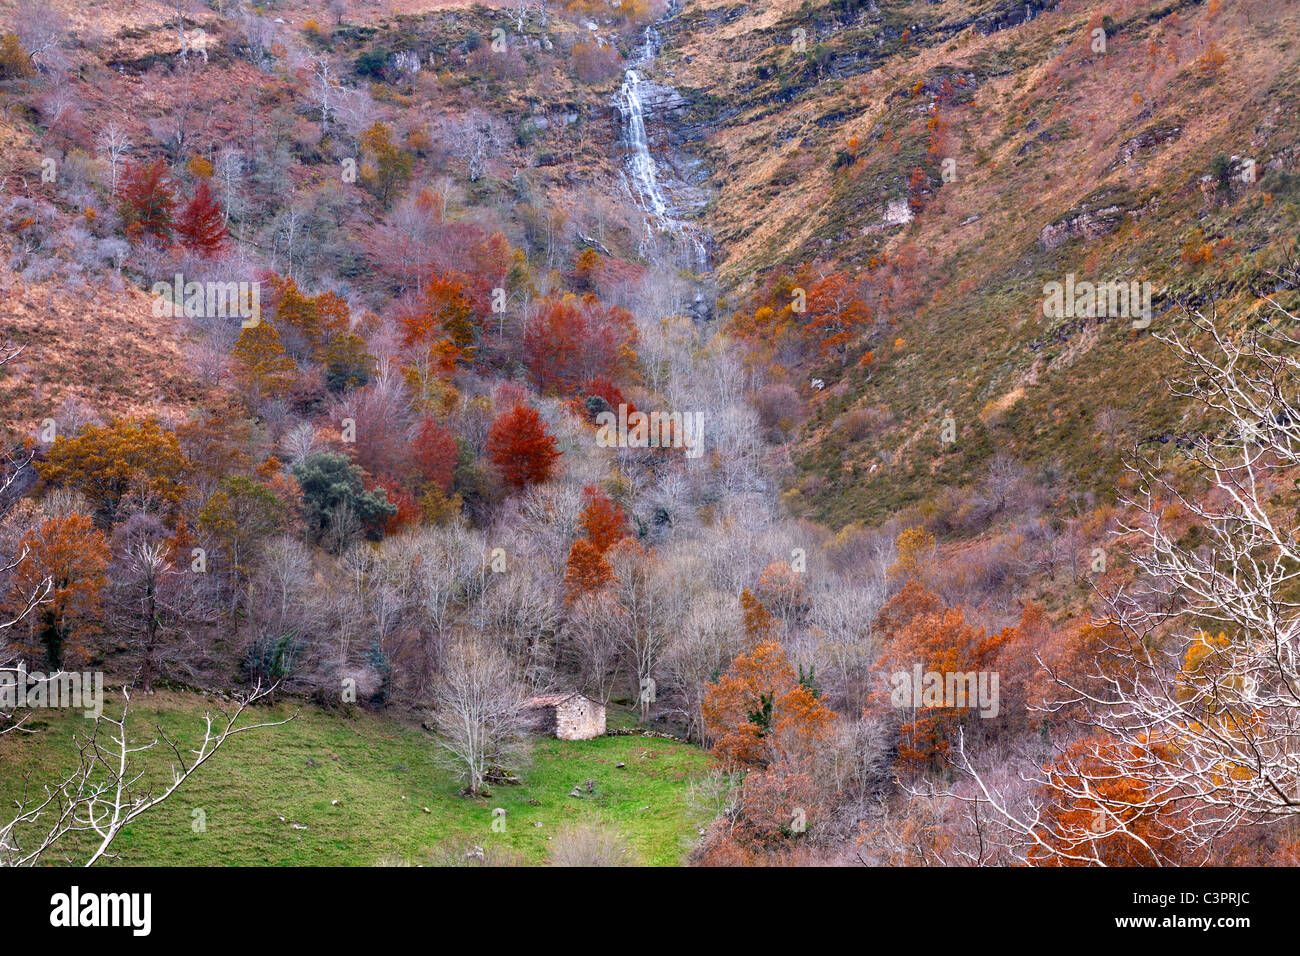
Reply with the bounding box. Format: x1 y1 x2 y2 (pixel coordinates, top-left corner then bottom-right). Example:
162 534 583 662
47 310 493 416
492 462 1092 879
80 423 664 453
524 693 599 708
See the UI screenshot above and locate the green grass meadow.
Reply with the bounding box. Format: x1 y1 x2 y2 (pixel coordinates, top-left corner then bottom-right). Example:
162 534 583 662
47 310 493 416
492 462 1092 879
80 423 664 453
0 690 713 866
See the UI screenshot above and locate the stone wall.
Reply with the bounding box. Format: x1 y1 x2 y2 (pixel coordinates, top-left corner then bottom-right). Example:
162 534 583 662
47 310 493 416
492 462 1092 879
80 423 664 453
554 697 606 740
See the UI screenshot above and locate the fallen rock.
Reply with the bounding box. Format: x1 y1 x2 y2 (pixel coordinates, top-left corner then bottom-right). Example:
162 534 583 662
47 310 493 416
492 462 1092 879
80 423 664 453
1112 124 1181 168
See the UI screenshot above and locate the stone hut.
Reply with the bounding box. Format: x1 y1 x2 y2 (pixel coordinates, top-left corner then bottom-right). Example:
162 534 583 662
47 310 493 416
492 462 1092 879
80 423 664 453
523 693 606 741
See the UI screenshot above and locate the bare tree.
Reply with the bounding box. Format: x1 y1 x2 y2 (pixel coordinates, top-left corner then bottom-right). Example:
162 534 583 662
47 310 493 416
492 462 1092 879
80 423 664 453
94 123 132 198
445 109 507 183
282 422 321 467
567 592 621 705
429 635 529 796
413 525 484 652
254 535 317 643
148 62 212 157
606 542 676 723
109 514 209 694
0 541 51 735
303 53 342 133
807 581 886 714
823 716 891 816
170 0 198 58
240 12 276 70
1 342 52 735
509 0 548 32
335 83 377 140
471 564 558 687
272 200 306 281
511 483 584 581
13 0 68 73
215 147 244 227
661 593 741 741
979 453 1027 517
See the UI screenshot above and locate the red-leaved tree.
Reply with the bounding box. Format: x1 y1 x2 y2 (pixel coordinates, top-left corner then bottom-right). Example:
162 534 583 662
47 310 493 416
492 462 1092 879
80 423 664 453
524 295 636 396
411 416 459 494
175 180 228 257
486 404 561 491
802 272 871 366
120 158 177 242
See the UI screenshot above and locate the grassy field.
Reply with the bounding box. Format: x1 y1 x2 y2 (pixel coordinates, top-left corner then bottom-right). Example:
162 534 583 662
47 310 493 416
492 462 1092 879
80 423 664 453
0 690 713 866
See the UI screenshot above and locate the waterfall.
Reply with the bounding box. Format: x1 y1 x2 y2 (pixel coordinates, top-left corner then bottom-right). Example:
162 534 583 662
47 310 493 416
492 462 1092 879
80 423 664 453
618 68 671 223
615 21 709 273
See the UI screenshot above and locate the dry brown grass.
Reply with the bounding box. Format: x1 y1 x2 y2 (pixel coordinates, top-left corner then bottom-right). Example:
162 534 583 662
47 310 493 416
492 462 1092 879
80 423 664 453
670 0 1299 294
0 0 501 39
0 265 214 433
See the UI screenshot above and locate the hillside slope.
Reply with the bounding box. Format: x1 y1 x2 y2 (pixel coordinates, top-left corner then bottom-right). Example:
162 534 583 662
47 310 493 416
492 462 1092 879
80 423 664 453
660 0 1300 528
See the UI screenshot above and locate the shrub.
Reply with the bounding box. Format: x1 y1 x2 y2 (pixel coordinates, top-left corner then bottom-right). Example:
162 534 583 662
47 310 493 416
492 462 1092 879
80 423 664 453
0 32 33 78
355 49 387 78
548 825 636 866
836 405 891 443
571 41 621 84
422 840 529 867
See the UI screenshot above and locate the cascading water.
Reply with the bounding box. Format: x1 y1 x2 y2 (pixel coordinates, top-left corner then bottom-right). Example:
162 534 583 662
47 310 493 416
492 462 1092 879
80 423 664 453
615 19 709 273
618 66 671 223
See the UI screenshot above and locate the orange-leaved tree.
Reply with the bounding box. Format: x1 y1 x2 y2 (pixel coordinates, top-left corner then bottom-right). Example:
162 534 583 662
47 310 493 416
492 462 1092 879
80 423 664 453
802 272 871 366
231 317 297 401
400 273 480 367
874 579 1013 772
7 513 109 668
739 588 777 646
577 485 627 555
888 525 935 583
263 274 376 392
359 121 413 206
702 634 834 849
563 537 614 602
265 274 351 363
40 418 190 527
1028 733 1199 867
756 560 809 630
703 638 832 770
